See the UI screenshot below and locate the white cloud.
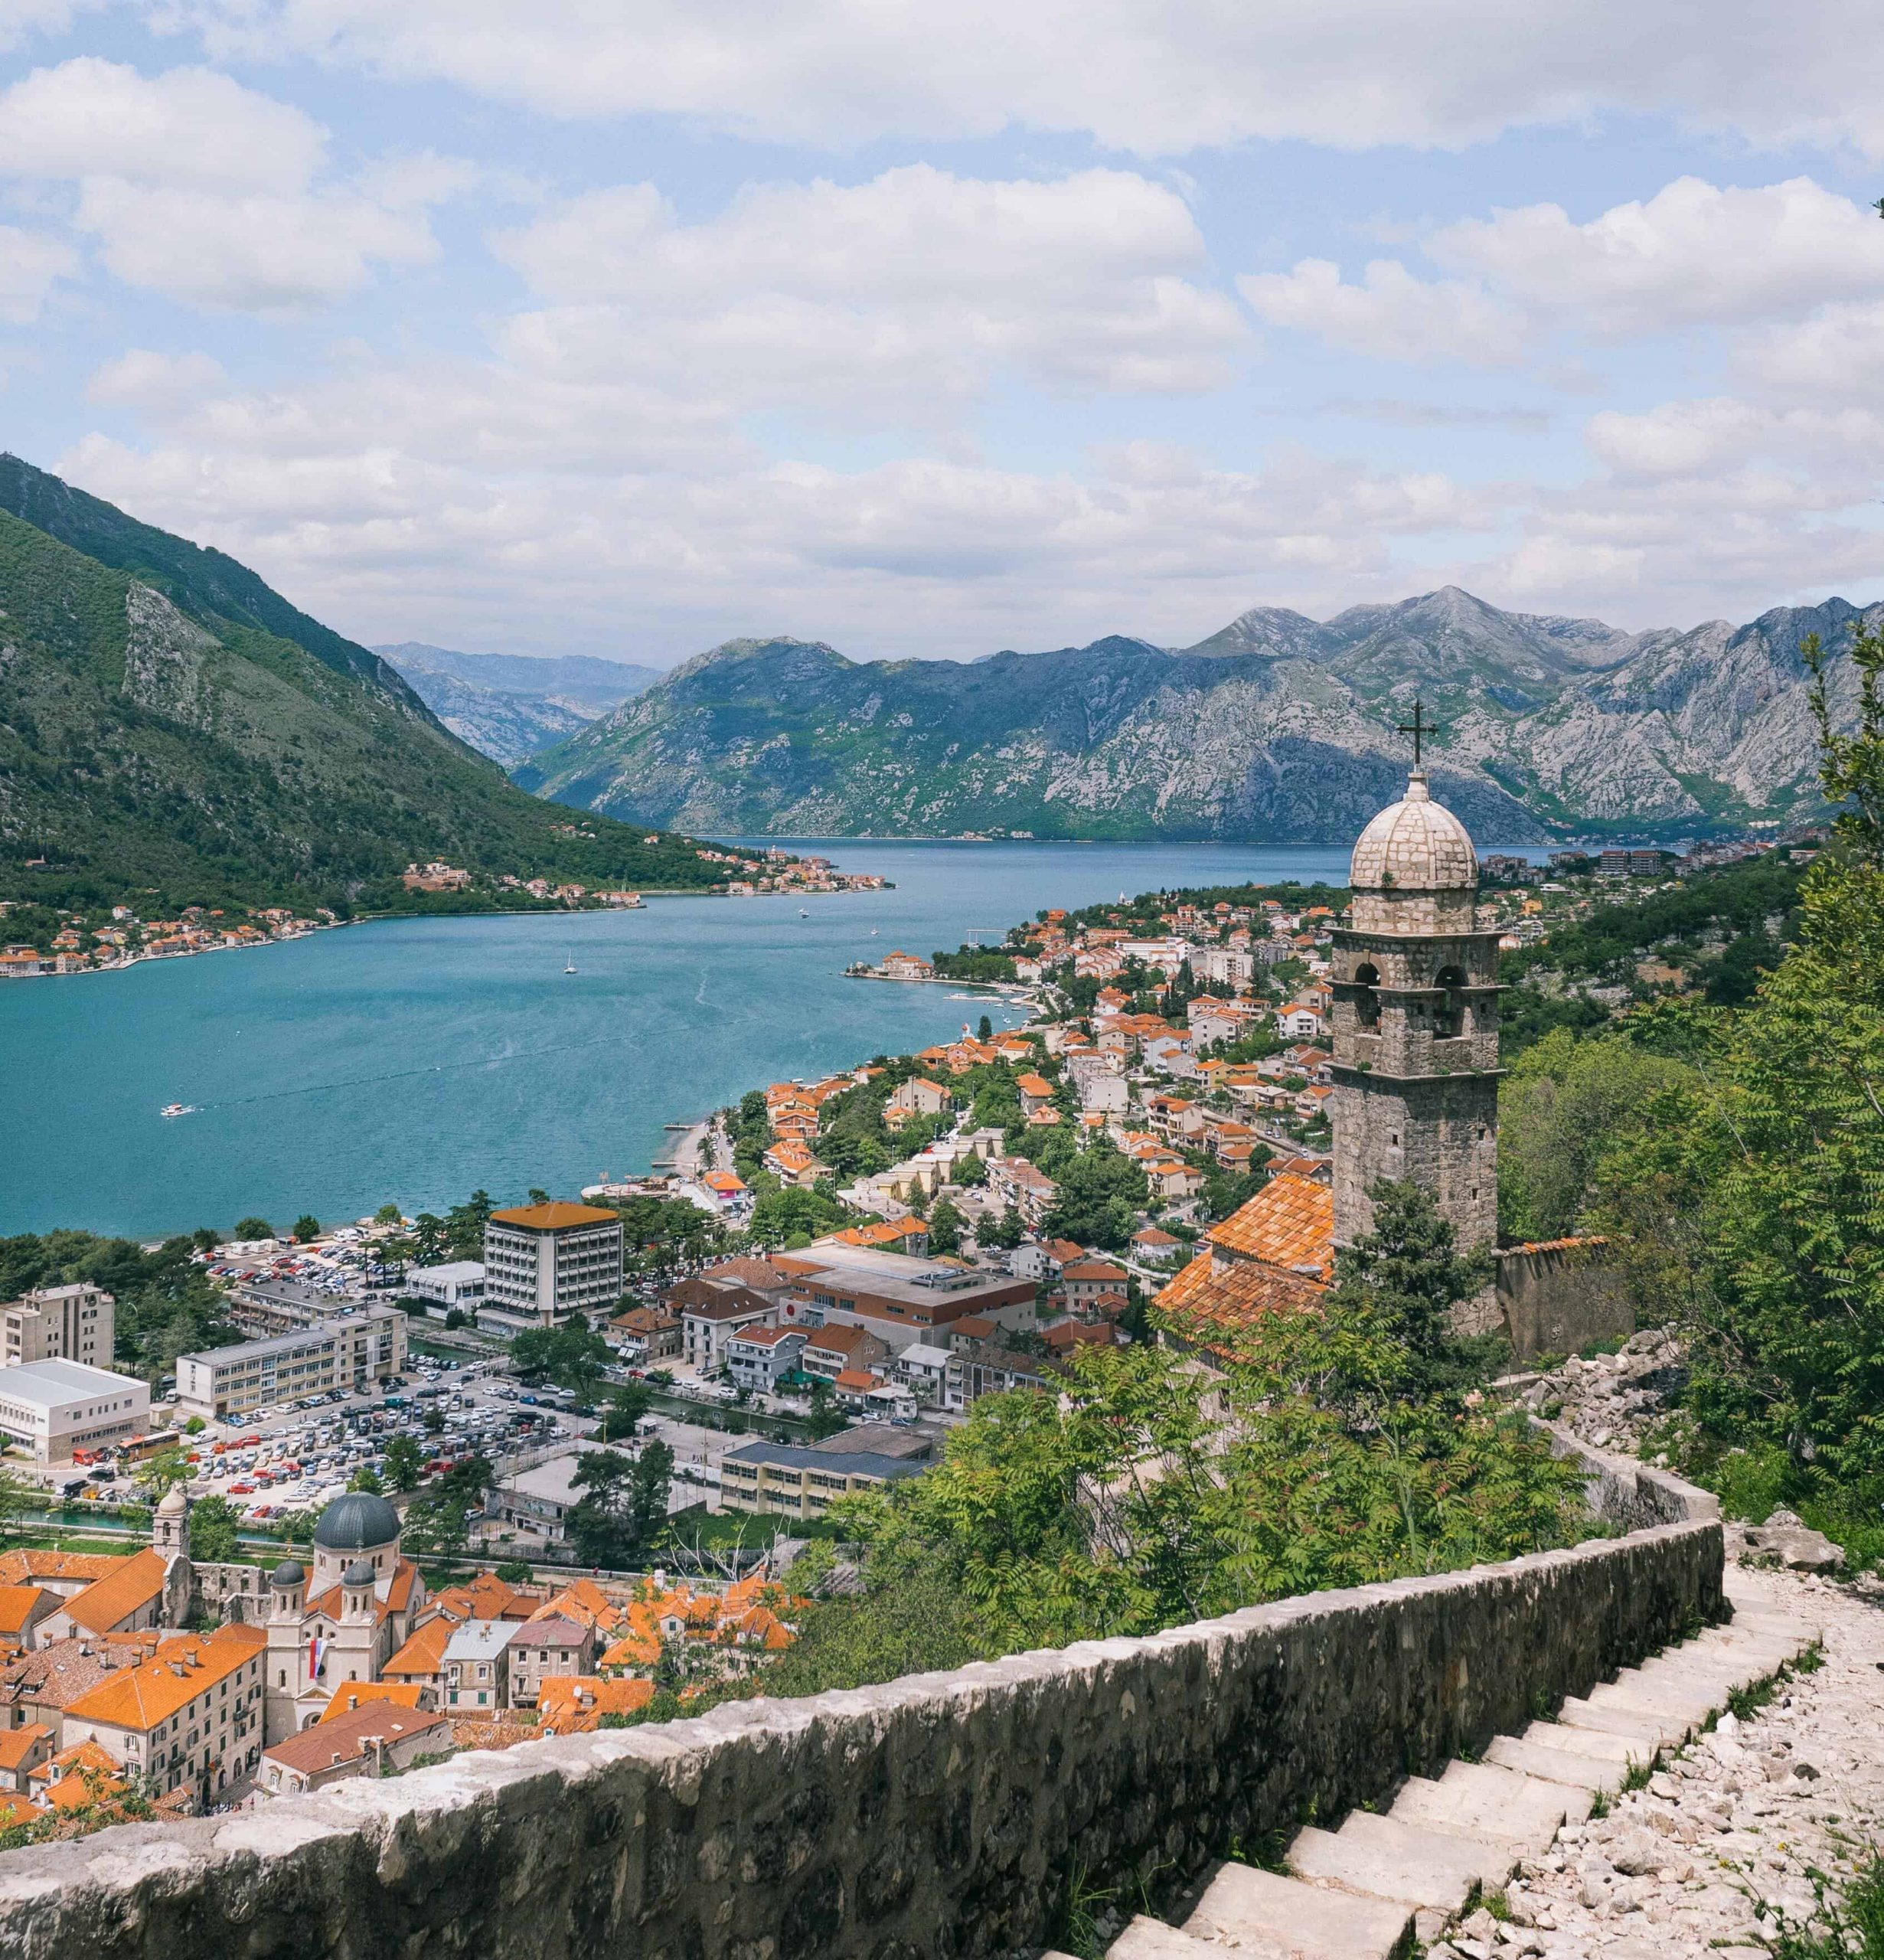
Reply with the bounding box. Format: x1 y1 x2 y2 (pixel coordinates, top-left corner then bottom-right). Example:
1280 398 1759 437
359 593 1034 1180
1733 300 1884 405
159 0 1884 158
0 224 76 321
1237 259 1526 365
0 57 324 190
1431 177 1882 337
492 165 1248 414
75 179 439 312
0 0 100 50
1585 395 1884 481
0 59 466 312
86 348 228 403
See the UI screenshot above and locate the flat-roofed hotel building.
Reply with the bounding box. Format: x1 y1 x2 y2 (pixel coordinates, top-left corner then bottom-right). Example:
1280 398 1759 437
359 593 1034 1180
482 1204 624 1324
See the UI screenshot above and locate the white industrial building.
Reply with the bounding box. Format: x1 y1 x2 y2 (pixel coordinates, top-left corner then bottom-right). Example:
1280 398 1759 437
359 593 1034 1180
0 1358 150 1461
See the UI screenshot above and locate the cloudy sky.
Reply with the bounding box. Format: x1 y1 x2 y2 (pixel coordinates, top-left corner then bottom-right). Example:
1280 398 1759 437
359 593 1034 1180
6 2 1884 664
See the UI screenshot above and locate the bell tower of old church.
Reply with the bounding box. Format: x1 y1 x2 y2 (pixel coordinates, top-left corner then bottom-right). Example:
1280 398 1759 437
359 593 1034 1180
1329 728 1502 1258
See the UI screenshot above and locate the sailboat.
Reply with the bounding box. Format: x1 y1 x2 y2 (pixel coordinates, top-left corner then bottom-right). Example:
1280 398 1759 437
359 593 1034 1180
563 953 578 974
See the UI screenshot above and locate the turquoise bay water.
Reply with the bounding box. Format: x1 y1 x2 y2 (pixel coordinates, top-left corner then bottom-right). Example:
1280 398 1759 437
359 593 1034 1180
2 840 1383 1240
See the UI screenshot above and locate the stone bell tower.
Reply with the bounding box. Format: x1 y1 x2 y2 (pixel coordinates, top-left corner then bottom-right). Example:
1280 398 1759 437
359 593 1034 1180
1329 747 1501 1259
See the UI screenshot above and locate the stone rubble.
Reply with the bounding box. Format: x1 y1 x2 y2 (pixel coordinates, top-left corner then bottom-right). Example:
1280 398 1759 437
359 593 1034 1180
1429 1566 1884 1960
1510 1328 1685 1456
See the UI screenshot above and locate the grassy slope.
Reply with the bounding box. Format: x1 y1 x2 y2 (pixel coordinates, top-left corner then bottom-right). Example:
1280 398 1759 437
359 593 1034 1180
0 466 730 911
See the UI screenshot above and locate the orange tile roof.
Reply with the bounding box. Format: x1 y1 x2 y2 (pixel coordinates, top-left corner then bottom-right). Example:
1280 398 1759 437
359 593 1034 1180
63 1550 166 1636
383 1616 455 1681
0 1793 34 1829
0 1551 119 1586
0 1588 47 1638
489 1201 619 1230
266 1699 449 1775
1154 1243 1327 1330
0 1723 52 1772
832 1368 880 1391
537 1674 655 1734
61 1625 265 1734
532 1578 619 1632
319 1681 429 1723
1203 1172 1334 1280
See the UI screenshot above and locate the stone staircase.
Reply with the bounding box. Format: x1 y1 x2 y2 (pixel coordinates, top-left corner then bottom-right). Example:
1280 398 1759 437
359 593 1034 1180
1050 1604 1819 1960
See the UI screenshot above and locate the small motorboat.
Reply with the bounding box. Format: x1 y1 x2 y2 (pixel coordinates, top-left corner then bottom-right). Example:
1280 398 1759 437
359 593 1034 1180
160 1102 191 1119
798 907 809 916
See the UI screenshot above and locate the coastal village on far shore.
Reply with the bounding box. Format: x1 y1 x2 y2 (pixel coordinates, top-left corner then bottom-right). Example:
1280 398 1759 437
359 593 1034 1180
0 845 884 979
0 798 1818 1840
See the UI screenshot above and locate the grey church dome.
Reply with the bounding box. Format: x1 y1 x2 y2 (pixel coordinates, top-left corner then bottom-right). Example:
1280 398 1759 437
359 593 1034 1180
343 1559 377 1588
312 1491 400 1552
271 1560 305 1587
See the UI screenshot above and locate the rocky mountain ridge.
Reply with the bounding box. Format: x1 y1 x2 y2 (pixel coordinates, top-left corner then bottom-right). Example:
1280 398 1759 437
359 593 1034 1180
378 643 661 766
518 586 1868 841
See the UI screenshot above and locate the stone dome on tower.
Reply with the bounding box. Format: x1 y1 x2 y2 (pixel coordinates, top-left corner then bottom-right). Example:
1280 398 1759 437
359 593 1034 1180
1349 770 1477 892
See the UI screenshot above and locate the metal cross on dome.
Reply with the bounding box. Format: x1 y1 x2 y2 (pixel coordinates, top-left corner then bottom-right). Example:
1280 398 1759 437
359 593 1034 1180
1397 700 1435 766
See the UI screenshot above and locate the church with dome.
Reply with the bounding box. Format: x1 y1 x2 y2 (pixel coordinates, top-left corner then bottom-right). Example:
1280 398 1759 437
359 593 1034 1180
260 1490 427 1743
1158 755 1511 1341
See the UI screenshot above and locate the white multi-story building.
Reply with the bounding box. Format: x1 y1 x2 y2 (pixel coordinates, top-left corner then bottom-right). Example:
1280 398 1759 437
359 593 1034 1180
175 1308 406 1419
403 1263 486 1312
724 1325 806 1393
482 1204 623 1324
0 1359 149 1462
0 1283 115 1370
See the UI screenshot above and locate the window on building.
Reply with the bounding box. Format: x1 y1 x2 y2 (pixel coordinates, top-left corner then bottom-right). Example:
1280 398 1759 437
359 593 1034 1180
1352 962 1381 1028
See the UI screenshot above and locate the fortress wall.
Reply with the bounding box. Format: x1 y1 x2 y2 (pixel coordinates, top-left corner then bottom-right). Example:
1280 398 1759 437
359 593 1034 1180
0 1447 1720 1960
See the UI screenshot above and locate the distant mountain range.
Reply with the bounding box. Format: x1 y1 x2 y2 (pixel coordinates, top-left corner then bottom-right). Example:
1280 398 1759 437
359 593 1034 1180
377 644 662 766
517 587 1863 841
0 458 724 911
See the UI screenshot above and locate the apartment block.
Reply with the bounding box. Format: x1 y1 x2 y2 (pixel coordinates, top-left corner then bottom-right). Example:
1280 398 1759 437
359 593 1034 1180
175 1308 406 1419
482 1204 623 1324
0 1284 114 1370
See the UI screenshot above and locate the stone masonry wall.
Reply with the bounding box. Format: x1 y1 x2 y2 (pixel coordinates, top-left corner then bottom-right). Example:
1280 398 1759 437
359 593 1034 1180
0 1455 1722 1960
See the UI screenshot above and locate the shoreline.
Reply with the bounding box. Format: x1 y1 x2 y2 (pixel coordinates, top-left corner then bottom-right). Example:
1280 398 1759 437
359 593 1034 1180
0 880 893 983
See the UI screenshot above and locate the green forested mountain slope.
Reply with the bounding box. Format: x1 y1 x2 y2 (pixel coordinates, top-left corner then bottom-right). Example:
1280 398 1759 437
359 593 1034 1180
0 460 726 911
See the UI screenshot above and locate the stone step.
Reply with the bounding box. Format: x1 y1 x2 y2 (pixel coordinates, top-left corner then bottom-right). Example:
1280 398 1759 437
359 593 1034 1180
1482 1733 1625 1792
1583 1677 1717 1731
1554 1694 1690 1750
1107 1918 1217 1959
1388 1759 1579 1855
1285 1811 1516 1914
1517 1720 1647 1765
1633 1650 1777 1689
1184 1860 1415 1960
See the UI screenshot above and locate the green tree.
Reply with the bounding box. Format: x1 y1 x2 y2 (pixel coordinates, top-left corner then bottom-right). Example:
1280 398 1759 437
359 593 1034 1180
1497 1027 1696 1242
598 1380 652 1443
186 1493 240 1563
348 1466 384 1494
567 1443 674 1566
978 1014 994 1043
445 1190 495 1260
805 1377 845 1441
980 1203 1025 1251
382 1435 424 1492
403 1488 472 1566
510 1325 612 1403
1586 623 1884 1492
233 1217 275 1242
926 1195 964 1257
952 1152 988 1188
1041 1138 1148 1250
412 1214 449 1263
133 1444 192 1504
373 1204 402 1226
291 1214 322 1243
495 1559 534 1585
